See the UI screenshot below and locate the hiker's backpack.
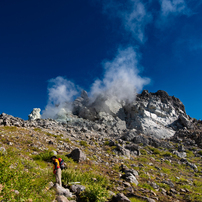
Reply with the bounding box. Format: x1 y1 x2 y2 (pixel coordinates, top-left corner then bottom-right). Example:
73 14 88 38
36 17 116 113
58 158 65 170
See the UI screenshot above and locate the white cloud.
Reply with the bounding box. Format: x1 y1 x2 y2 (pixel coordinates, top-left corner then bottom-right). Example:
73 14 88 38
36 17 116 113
160 0 190 16
100 0 191 36
102 0 152 43
124 0 153 42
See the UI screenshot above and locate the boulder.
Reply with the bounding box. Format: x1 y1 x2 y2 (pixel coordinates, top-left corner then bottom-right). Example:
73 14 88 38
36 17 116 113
120 164 139 177
173 151 187 158
121 173 138 185
56 195 70 202
115 145 130 158
112 193 131 202
70 184 85 194
55 183 73 198
46 181 54 190
125 144 141 156
67 148 86 162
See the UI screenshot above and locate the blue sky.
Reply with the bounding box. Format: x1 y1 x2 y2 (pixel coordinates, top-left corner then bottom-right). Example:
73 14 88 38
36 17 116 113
0 0 202 120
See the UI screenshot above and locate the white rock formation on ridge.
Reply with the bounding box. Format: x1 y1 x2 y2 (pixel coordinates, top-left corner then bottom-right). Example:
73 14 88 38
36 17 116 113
124 90 186 139
28 108 41 121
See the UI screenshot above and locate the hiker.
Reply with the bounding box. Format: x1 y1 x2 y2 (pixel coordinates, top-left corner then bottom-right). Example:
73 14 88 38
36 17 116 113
51 156 62 186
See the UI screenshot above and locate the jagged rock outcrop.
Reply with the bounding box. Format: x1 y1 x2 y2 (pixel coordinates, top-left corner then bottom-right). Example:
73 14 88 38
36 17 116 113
28 108 41 121
71 90 189 139
124 90 187 139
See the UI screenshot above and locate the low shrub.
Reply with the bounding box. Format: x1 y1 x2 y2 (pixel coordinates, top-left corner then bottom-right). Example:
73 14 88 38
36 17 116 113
80 141 88 147
104 141 109 145
138 183 154 190
149 147 161 155
162 151 172 157
140 149 147 155
33 151 54 162
33 128 42 132
130 197 147 202
79 184 109 202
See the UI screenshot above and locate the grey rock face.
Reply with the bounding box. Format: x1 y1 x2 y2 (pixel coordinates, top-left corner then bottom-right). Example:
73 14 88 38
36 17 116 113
55 89 187 141
124 90 187 139
67 148 86 162
178 115 192 129
28 108 41 121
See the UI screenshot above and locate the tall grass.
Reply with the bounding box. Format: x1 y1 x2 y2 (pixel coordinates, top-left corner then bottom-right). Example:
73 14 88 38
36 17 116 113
0 148 54 201
62 167 110 202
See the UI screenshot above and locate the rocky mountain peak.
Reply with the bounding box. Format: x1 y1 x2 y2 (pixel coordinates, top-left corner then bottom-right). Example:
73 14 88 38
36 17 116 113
1 90 192 141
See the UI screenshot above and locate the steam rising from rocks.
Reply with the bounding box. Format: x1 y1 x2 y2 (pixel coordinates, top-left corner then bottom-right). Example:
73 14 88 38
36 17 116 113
90 47 150 102
42 77 80 119
42 47 150 119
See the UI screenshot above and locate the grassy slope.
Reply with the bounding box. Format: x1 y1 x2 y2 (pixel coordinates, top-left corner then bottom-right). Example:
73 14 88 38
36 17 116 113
0 126 202 202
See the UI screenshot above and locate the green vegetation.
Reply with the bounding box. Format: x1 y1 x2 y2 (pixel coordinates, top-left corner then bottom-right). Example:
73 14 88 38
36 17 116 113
140 149 147 155
104 140 109 145
186 150 195 158
1 125 202 202
33 151 54 162
0 148 54 201
149 147 161 155
138 182 154 190
33 128 42 132
80 140 88 147
162 151 172 157
129 198 147 202
79 184 109 202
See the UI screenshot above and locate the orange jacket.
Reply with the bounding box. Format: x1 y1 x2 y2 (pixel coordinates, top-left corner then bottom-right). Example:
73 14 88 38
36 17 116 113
53 159 60 173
